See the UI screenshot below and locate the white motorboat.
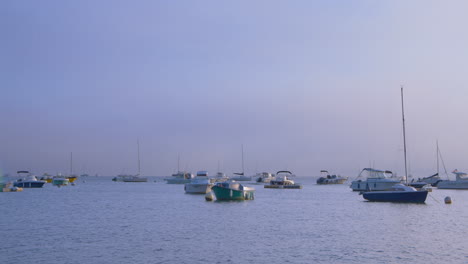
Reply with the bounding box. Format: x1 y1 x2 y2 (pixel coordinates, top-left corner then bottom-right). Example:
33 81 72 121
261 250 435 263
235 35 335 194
13 171 46 188
265 171 302 189
437 170 468 189
184 171 213 194
255 172 274 183
350 168 402 191
316 170 348 184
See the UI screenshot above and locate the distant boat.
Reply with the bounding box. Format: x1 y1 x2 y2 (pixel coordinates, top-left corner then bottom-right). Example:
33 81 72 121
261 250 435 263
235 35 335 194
413 142 444 187
211 181 255 201
230 172 252 181
13 171 46 188
184 171 213 194
211 172 229 183
316 170 348 185
255 172 274 183
230 145 252 181
1 181 22 192
52 174 70 187
437 170 468 189
39 173 53 183
265 171 302 189
112 140 148 182
164 155 194 184
350 168 401 191
361 87 428 203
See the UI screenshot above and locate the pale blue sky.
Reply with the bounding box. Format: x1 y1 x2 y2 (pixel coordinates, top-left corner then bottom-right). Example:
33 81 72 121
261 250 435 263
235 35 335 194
2 1 468 177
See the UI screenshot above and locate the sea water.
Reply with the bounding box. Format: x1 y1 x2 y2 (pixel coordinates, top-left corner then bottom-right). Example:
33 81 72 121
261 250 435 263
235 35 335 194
1 176 468 264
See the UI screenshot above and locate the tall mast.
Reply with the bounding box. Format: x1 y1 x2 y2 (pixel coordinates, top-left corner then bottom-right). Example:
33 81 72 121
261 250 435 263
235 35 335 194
177 155 180 172
70 152 73 175
137 139 141 176
241 144 245 175
401 86 408 184
436 140 439 176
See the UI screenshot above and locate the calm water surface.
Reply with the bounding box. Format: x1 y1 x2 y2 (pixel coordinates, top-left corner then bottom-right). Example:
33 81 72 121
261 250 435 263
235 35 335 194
2 176 468 263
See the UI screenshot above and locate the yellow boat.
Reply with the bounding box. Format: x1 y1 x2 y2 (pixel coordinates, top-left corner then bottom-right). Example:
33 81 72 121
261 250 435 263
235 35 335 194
67 175 78 183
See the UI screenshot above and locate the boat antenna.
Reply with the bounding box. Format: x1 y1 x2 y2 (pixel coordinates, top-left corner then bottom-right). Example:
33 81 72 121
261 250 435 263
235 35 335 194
137 139 141 176
401 86 408 185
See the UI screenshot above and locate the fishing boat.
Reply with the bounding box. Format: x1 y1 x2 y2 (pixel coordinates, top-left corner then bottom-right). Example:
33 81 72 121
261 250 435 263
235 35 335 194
265 171 302 189
361 87 428 203
437 170 468 189
316 170 348 184
350 168 401 191
13 171 46 188
211 181 255 201
184 171 213 194
112 140 148 182
255 172 274 183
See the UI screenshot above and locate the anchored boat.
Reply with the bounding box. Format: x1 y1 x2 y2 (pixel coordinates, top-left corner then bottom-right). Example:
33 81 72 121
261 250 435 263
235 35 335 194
211 181 255 201
265 171 302 189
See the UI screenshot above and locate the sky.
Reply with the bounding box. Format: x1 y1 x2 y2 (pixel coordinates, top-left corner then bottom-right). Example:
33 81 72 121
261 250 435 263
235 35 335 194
2 0 468 177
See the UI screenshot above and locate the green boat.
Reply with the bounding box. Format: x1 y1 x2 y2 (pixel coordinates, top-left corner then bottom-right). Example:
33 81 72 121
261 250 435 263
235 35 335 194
211 181 255 201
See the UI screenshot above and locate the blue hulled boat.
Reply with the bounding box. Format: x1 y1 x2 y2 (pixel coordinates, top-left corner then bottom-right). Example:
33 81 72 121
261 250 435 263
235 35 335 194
362 184 428 203
361 87 428 204
14 171 46 188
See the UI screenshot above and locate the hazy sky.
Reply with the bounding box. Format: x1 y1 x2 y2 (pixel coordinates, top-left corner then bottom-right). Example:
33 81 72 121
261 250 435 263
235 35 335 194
2 1 468 177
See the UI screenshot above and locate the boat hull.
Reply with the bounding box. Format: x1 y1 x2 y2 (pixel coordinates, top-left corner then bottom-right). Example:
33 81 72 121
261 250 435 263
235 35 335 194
317 177 347 185
185 183 213 194
211 186 254 201
436 180 468 189
13 181 45 188
264 184 302 189
164 178 191 184
363 190 428 203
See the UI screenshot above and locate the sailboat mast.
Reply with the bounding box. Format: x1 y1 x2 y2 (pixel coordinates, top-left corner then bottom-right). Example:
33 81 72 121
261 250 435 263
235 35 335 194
70 152 73 175
241 144 245 175
401 86 408 185
436 140 439 176
137 139 141 176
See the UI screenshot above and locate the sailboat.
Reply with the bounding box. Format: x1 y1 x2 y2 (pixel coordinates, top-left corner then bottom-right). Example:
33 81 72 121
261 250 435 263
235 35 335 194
164 155 194 184
361 87 428 203
112 140 148 182
413 141 444 187
66 152 78 183
230 145 252 181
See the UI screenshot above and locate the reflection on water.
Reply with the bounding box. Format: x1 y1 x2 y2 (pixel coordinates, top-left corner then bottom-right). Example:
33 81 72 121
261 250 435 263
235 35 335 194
1 176 468 263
